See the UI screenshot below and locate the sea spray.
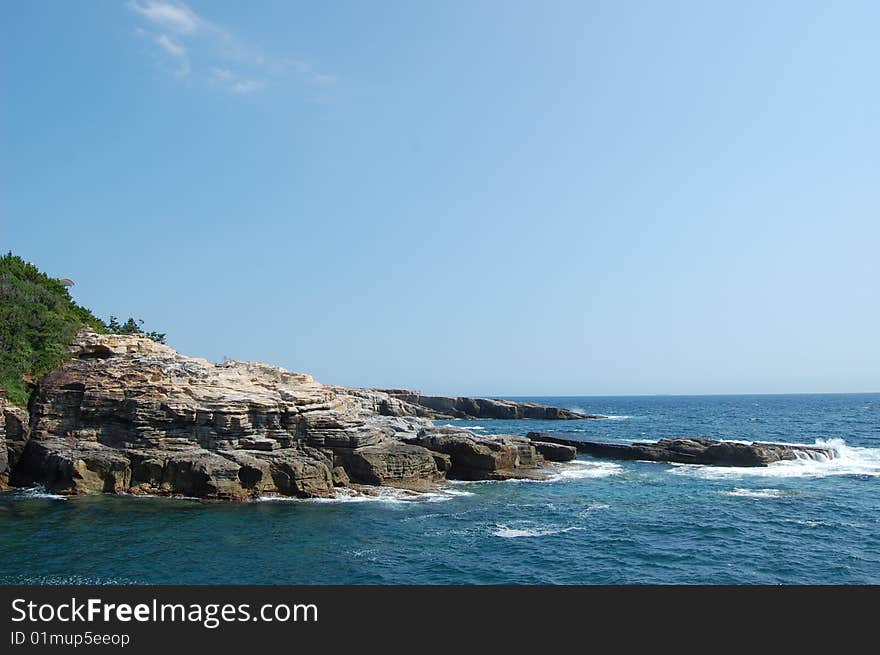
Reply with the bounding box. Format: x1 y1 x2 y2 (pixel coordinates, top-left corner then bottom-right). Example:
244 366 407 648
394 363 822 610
671 438 880 480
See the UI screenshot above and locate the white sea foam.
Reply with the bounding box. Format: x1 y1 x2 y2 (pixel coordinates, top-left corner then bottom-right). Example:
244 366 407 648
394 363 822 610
442 424 487 431
256 486 474 504
547 460 623 481
350 549 379 560
447 460 622 486
670 438 880 480
575 503 611 518
720 488 788 499
439 488 475 497
492 524 584 538
1 574 139 585
114 491 203 501
13 485 67 501
567 405 630 419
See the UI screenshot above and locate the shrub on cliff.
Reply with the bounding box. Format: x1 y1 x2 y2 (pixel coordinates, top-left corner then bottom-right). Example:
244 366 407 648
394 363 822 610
105 315 166 344
0 253 164 405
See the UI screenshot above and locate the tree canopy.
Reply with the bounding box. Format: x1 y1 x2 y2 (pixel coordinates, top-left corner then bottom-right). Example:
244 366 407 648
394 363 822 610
0 252 165 405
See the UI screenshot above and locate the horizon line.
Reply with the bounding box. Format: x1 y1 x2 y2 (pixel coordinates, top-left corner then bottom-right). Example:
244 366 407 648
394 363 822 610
472 390 880 399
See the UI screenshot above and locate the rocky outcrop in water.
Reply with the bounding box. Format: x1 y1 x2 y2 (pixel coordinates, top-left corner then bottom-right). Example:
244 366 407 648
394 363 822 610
403 426 553 480
374 390 604 420
3 332 570 499
526 433 836 467
530 440 578 462
337 441 446 490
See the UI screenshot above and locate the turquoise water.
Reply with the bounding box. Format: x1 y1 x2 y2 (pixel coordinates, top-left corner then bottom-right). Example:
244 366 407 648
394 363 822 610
2 393 879 584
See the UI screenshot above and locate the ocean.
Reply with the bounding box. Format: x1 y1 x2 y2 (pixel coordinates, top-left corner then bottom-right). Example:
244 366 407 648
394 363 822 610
2 393 878 584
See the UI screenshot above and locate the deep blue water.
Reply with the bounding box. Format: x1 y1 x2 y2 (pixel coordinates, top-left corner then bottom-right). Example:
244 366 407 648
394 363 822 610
2 393 879 584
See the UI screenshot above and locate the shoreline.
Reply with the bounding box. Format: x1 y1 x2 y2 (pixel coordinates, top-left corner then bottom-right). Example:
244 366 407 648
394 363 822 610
1 332 593 501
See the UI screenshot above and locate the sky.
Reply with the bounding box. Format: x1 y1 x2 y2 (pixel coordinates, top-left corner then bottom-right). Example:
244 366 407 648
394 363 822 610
1 1 878 396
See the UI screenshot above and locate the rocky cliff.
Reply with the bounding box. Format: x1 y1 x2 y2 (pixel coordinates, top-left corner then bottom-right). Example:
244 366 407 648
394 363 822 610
3 332 578 500
0 393 30 489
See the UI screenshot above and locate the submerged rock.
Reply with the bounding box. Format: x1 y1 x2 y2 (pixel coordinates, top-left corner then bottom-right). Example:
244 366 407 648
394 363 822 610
526 433 836 467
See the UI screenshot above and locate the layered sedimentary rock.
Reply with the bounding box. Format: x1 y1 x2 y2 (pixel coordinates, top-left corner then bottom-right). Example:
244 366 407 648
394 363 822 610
403 426 554 480
374 390 604 420
338 442 445 490
4 332 567 499
530 440 577 462
527 433 836 467
0 394 30 489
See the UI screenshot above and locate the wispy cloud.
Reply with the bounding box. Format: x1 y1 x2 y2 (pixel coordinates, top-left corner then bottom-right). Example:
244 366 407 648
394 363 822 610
282 59 335 86
154 33 189 76
127 1 333 93
129 0 200 33
156 33 185 57
210 67 265 95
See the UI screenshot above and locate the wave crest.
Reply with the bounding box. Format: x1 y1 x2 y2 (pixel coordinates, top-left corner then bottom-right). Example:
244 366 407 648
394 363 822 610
720 488 788 499
8 485 67 501
257 486 474 504
672 438 880 480
493 523 583 538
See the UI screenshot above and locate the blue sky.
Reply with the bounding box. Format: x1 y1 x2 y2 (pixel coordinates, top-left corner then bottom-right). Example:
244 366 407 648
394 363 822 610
2 1 878 395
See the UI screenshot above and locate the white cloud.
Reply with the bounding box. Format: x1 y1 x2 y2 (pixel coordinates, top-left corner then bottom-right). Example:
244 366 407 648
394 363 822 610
155 34 189 76
210 67 263 94
127 1 332 94
280 58 335 85
156 33 185 58
128 1 200 34
210 67 233 81
231 79 264 94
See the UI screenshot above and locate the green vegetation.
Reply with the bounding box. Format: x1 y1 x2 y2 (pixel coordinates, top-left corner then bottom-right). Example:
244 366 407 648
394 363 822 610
0 253 165 405
105 316 166 344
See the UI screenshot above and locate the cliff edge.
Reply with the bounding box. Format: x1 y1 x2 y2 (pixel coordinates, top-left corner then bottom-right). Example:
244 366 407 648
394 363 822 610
3 332 580 499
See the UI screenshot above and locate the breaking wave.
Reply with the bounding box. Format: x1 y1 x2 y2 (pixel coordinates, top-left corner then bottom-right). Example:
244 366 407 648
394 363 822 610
547 460 623 481
492 523 584 538
447 459 623 486
671 438 880 480
257 486 474 504
10 485 67 501
720 488 789 499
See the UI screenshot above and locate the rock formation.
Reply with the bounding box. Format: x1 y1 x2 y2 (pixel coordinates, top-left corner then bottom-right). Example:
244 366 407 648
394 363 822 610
403 426 549 481
2 332 574 499
0 392 30 489
526 433 836 467
530 440 578 462
373 390 604 420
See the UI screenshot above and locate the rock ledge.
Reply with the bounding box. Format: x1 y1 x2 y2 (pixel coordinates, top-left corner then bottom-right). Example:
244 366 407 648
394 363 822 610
527 433 836 467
